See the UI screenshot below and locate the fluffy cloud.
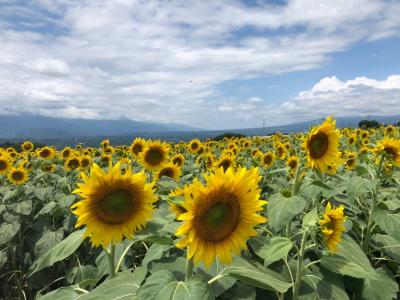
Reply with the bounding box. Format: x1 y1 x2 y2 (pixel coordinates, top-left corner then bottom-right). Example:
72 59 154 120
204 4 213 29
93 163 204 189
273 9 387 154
0 0 399 129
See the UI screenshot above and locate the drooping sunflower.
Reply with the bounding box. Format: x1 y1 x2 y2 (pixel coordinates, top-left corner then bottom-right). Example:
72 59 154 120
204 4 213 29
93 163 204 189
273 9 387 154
7 167 29 185
21 141 34 152
65 156 81 171
319 202 346 253
176 167 267 267
130 138 146 159
139 141 170 171
37 146 55 160
262 152 275 169
72 163 157 247
303 116 341 173
172 154 185 167
375 138 400 166
155 163 181 181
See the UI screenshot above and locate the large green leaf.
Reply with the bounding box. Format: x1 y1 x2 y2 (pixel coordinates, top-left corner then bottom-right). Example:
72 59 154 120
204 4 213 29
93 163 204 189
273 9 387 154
221 259 292 293
136 270 213 300
372 209 400 240
34 229 64 257
0 221 20 246
359 268 399 300
320 236 375 279
78 268 147 300
142 244 171 267
37 286 79 300
267 194 307 232
372 234 400 262
346 177 374 202
31 229 85 275
10 200 32 215
248 236 293 266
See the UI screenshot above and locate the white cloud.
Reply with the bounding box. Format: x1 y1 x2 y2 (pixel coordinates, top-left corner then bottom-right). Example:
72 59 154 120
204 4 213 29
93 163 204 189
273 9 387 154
0 0 399 128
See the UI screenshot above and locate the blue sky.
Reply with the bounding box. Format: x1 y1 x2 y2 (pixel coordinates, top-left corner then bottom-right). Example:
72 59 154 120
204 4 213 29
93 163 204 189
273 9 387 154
0 0 399 129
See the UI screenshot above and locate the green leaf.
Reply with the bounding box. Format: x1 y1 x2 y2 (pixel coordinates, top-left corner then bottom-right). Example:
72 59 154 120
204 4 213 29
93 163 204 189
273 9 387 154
142 244 171 267
359 268 399 300
136 270 213 300
373 209 400 240
0 222 20 246
320 236 375 279
267 194 307 232
222 282 256 300
31 229 85 275
309 180 333 190
11 200 32 215
34 229 64 257
198 259 236 297
78 268 146 300
248 236 293 266
0 250 7 268
372 234 400 262
221 262 292 293
37 286 79 300
346 177 374 201
302 207 319 229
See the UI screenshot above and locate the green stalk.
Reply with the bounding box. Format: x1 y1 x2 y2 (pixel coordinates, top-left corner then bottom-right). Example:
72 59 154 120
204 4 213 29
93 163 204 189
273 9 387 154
363 154 385 251
286 158 302 238
292 230 308 300
106 244 116 279
185 255 194 281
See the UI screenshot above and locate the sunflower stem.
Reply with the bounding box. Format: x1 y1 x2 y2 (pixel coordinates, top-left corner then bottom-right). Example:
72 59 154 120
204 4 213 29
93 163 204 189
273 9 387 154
106 244 116 279
185 256 194 281
291 158 302 197
292 230 308 300
363 154 385 251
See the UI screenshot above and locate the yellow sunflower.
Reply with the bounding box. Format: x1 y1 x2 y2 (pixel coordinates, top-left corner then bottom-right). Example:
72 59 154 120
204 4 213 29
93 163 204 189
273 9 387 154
303 116 341 173
172 154 185 167
375 138 400 166
188 139 202 153
42 164 56 173
37 146 55 160
130 138 146 159
80 155 92 169
72 162 157 247
214 154 235 172
168 187 188 219
287 155 299 173
61 147 73 160
7 167 29 185
21 141 34 152
155 163 181 181
344 151 357 171
65 156 81 171
0 157 11 175
176 167 267 267
262 152 275 169
275 142 287 160
139 141 170 171
384 125 396 137
319 202 346 253
347 134 357 146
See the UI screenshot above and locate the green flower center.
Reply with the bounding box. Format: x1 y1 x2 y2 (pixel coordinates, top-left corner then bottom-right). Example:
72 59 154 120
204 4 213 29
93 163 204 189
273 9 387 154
97 189 133 224
309 133 329 158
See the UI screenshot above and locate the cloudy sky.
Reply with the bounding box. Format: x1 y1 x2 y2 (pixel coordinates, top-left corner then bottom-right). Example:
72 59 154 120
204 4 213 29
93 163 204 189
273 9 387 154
0 0 399 129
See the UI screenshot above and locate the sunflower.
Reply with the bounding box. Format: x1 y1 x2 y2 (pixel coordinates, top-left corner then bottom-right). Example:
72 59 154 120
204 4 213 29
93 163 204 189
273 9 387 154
37 146 55 160
72 163 157 247
42 164 56 173
21 141 34 152
176 167 267 267
7 167 29 185
61 147 73 160
384 125 396 137
262 152 275 169
155 163 181 181
319 202 346 253
214 154 235 172
139 140 170 171
80 155 92 169
303 116 341 173
275 142 287 160
65 156 81 171
188 139 202 153
130 138 146 159
344 151 357 171
172 154 185 167
287 155 299 173
168 187 188 219
0 157 11 175
360 130 369 140
375 138 400 166
347 134 357 145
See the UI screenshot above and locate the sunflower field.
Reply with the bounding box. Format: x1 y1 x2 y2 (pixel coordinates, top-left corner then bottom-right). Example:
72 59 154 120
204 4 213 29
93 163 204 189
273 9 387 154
1 117 399 300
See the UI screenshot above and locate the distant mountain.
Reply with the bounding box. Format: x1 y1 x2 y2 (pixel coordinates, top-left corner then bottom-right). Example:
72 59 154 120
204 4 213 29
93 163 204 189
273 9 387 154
0 114 200 139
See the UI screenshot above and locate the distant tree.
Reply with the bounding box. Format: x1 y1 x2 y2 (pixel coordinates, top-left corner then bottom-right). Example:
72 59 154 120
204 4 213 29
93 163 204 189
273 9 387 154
213 132 246 141
396 120 400 127
358 120 380 129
